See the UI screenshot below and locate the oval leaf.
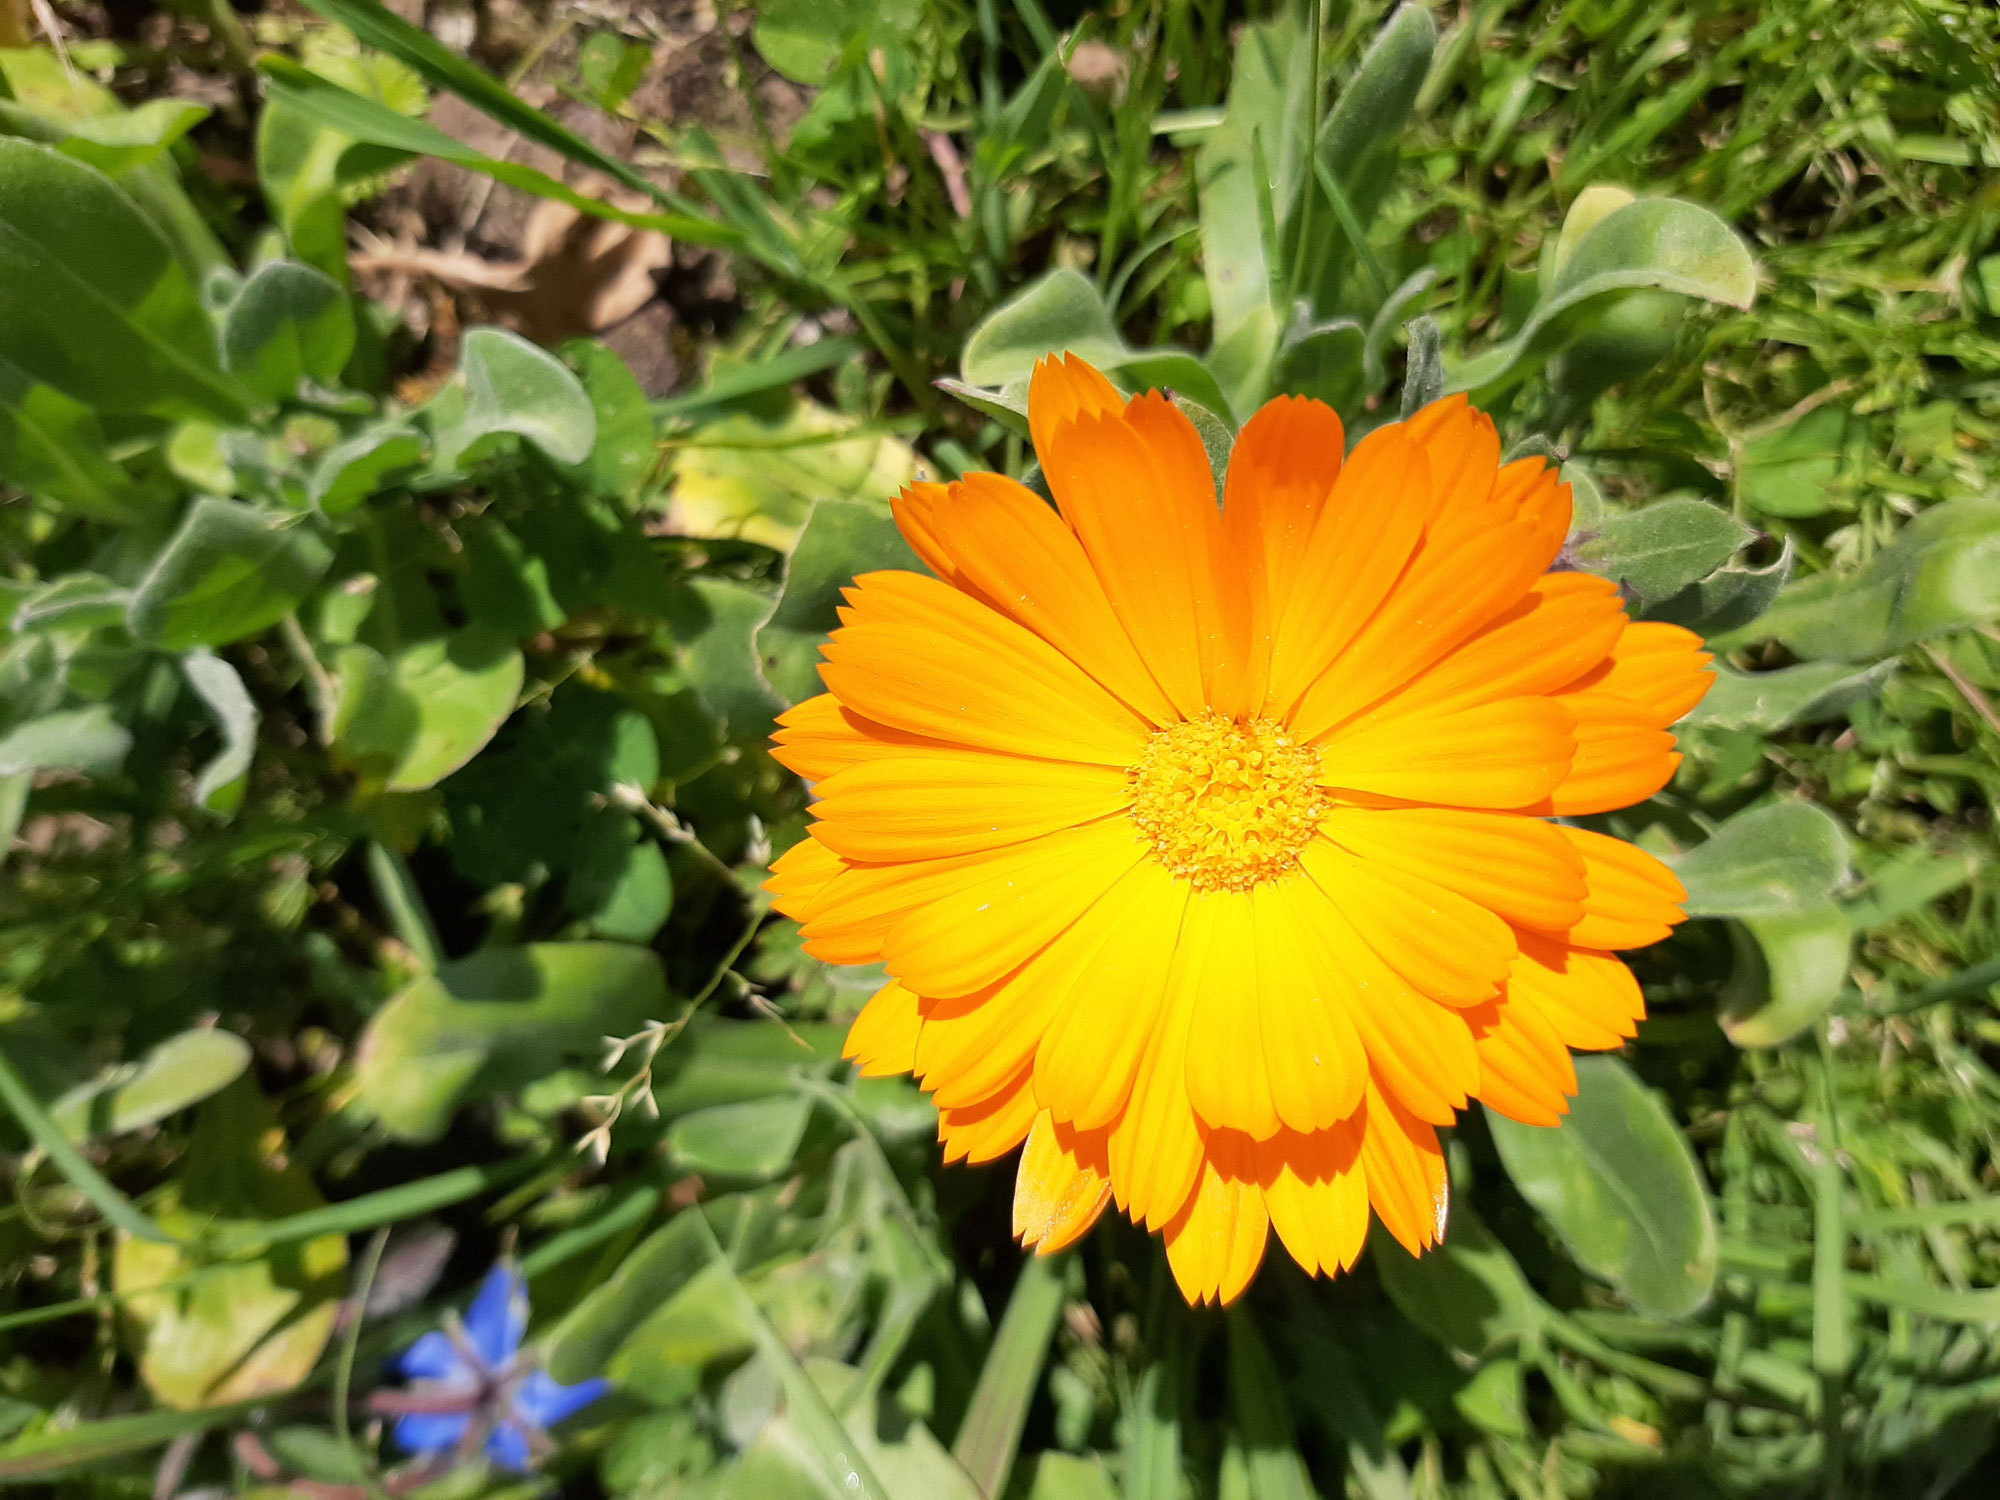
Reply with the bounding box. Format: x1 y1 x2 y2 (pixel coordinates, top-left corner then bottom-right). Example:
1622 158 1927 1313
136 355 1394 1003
1487 1056 1719 1319
1671 801 1849 918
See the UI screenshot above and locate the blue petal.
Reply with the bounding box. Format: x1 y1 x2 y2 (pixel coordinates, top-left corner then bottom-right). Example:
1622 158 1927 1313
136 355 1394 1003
464 1263 528 1370
393 1412 471 1455
513 1370 610 1429
485 1421 533 1472
395 1330 470 1383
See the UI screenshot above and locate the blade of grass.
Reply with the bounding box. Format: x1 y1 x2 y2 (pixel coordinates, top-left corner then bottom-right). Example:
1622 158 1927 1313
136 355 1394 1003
0 1400 260 1480
1225 1308 1315 1500
0 1047 176 1245
953 1250 1068 1498
204 1159 531 1257
653 337 869 419
367 841 441 971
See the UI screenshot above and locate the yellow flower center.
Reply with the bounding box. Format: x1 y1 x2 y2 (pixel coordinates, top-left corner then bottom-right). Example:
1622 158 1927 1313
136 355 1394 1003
1129 713 1327 891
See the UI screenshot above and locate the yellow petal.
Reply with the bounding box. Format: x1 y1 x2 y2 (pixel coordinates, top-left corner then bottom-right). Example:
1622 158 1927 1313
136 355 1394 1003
1182 890 1282 1139
843 980 921 1077
1162 1130 1270 1306
1357 1079 1450 1256
1318 806 1587 934
1014 1110 1113 1254
1316 697 1577 810
811 747 1130 862
938 1062 1039 1164
1506 934 1646 1051
1550 825 1688 951
1299 840 1516 1006
1248 875 1367 1133
1255 1120 1368 1278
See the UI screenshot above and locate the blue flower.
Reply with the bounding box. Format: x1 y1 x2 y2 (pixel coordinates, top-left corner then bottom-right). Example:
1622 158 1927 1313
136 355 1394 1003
386 1263 608 1472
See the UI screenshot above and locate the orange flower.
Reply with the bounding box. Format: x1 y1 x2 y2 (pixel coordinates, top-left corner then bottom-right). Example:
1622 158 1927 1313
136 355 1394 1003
767 355 1712 1304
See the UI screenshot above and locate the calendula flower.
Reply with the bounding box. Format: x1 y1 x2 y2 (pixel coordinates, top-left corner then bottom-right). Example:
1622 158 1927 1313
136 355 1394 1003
767 355 1712 1305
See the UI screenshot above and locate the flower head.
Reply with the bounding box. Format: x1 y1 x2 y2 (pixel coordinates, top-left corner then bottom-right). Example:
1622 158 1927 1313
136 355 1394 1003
768 356 1713 1305
387 1264 608 1471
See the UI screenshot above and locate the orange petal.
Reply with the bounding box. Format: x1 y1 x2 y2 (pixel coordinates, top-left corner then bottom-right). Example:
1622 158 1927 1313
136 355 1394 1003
1162 1130 1270 1306
819 571 1150 766
1289 512 1563 740
1183 890 1282 1139
1560 619 1715 726
1288 879 1480 1127
885 818 1146 998
1255 1120 1368 1278
1358 1079 1450 1256
1107 919 1209 1229
938 1061 1039 1164
1264 425 1428 717
1405 394 1503 525
1316 696 1577 810
1223 394 1345 626
764 834 847 922
1549 826 1688 951
1317 806 1587 934
771 694 945 783
1032 862 1190 1130
1378 572 1628 718
1506 934 1646 1051
843 979 921 1077
1299 841 1516 1006
1014 1110 1114 1254
891 481 960 583
1028 352 1125 466
1539 698 1679 816
1249 875 1368 1133
932 472 1181 723
1038 394 1255 718
1465 993 1576 1127
810 747 1130 862
801 846 994 965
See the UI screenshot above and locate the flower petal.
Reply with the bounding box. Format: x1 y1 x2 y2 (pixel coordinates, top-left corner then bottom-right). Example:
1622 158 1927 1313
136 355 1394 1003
820 571 1150 765
1183 890 1281 1139
1014 1110 1114 1254
1507 934 1646 1051
514 1370 610 1429
886 818 1146 997
811 745 1131 861
1357 1079 1450 1256
1255 1120 1368 1278
1300 840 1516 1006
1466 993 1576 1127
1405 394 1502 523
1107 921 1209 1229
1032 860 1189 1129
931 472 1181 724
1316 696 1577 810
843 980 921 1077
938 1061 1040 1164
770 694 942 784
1317 806 1587 933
1540 699 1679 815
1162 1130 1270 1306
1550 826 1688 950
1028 351 1125 463
763 834 846 923
1248 875 1368 1133
891 480 960 582
394 1412 472 1456
395 1330 470 1384
464 1263 526 1370
1378 572 1628 718
485 1422 533 1473
1560 619 1715 725
1038 392 1255 718
1263 424 1427 717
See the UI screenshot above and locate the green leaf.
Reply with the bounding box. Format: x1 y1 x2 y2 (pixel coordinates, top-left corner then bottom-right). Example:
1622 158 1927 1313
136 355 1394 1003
1224 1310 1315 1500
0 1045 176 1245
0 353 149 523
221 260 355 403
1172 395 1235 498
1576 497 1755 603
934 375 1030 435
351 942 669 1142
953 1252 1068 1499
113 1079 347 1408
681 577 788 741
1371 1208 1543 1358
1025 1453 1121 1500
960 269 1130 387
0 706 131 777
309 422 425 514
1487 1056 1720 1318
1718 903 1852 1049
1644 537 1793 638
128 499 334 650
1195 11 1310 351
668 1094 813 1180
1671 801 1849 918
53 99 211 174
1712 497 2000 661
569 818 673 944
0 139 247 420
753 0 921 85
182 651 258 813
1687 659 1895 734
11 573 131 635
49 1029 252 1141
330 627 524 792
1117 350 1238 429
431 326 598 469
1447 197 1757 399
756 497 921 706
544 1210 711 1383
1738 404 1862 519
565 339 657 500
0 1401 259 1481
290 0 731 242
